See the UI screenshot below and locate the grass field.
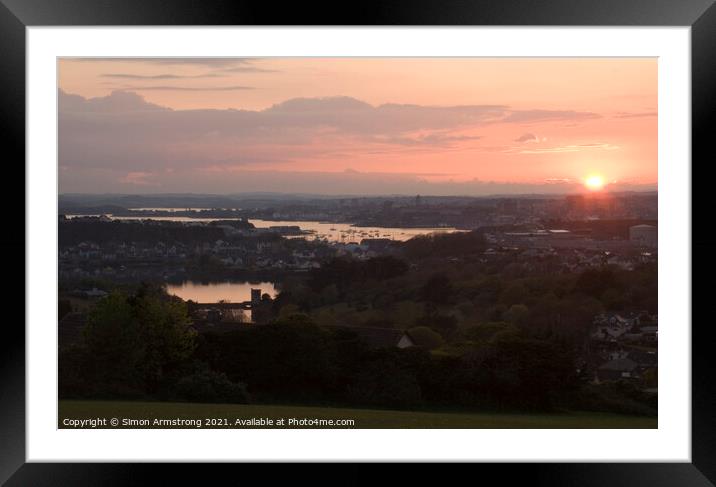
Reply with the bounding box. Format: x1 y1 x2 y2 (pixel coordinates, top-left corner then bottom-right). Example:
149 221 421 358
59 400 657 429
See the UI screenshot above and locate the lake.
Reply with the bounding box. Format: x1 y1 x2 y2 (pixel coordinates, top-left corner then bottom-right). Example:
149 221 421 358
165 280 279 303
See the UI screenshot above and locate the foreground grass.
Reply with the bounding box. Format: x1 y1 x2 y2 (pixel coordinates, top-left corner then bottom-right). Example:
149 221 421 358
59 400 656 429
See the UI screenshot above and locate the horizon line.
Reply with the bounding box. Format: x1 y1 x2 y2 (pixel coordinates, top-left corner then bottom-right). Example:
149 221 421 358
59 189 658 199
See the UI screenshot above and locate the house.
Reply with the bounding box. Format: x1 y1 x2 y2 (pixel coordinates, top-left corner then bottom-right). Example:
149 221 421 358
596 358 639 382
591 312 641 341
360 238 392 252
639 325 658 343
206 308 223 322
627 349 657 368
84 287 109 298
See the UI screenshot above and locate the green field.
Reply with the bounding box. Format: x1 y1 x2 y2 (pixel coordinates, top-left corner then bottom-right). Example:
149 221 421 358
59 400 656 429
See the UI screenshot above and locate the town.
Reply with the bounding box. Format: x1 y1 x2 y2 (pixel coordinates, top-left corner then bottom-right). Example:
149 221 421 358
59 191 658 417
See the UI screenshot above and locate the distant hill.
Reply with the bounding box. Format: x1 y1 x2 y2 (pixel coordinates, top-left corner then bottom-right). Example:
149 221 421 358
59 190 658 212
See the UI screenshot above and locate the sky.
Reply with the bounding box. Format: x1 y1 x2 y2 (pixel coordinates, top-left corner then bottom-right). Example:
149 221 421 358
58 57 657 196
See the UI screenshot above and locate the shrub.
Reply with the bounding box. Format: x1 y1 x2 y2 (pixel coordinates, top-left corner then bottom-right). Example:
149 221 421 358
172 364 250 404
346 364 422 408
567 382 656 416
406 326 444 350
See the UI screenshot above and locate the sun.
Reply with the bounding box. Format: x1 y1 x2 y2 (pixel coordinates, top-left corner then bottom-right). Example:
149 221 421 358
584 174 605 191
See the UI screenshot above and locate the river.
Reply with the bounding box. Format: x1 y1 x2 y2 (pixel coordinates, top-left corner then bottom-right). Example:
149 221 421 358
65 213 462 242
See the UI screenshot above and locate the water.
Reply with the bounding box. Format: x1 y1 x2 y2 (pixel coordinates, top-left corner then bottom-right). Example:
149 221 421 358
165 280 278 303
64 213 463 242
164 280 279 323
248 219 458 243
131 207 214 212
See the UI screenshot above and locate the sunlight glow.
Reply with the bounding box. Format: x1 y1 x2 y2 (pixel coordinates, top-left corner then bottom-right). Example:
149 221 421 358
584 174 605 191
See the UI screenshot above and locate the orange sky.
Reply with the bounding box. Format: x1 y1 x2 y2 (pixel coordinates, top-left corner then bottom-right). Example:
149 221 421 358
58 57 657 195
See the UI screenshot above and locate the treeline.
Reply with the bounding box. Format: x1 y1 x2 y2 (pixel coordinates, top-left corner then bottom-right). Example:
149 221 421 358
60 285 250 404
195 315 582 411
272 250 657 343
59 220 227 246
398 231 487 259
308 256 409 291
60 284 655 415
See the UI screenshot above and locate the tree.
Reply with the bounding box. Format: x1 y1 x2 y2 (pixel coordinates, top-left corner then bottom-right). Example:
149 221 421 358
601 287 627 311
499 282 529 307
420 273 454 308
463 321 519 343
573 267 621 299
320 284 339 305
277 304 301 320
199 319 337 399
58 299 73 321
407 326 444 350
415 313 458 338
171 362 249 404
309 256 408 292
503 304 530 327
551 295 604 344
346 351 423 408
82 292 144 391
82 286 196 394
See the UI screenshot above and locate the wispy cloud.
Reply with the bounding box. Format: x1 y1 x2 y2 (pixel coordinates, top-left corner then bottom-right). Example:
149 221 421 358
514 133 541 143
115 85 254 91
65 167 655 196
502 110 601 124
222 66 280 73
119 171 158 186
369 133 482 147
69 57 258 68
613 111 658 119
101 73 226 80
509 143 619 154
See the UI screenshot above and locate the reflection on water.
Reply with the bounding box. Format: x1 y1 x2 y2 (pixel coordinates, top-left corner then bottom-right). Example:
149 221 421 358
65 213 462 242
131 207 215 212
249 219 458 243
165 280 278 303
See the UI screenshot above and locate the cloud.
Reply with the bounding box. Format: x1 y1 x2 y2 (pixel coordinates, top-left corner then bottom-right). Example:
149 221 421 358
370 133 482 147
61 167 656 196
58 90 606 183
502 109 601 124
613 111 658 119
58 89 169 112
222 66 280 73
119 171 158 186
419 133 482 144
100 62 278 80
115 85 254 91
259 97 571 135
510 143 619 154
514 133 539 143
101 73 227 80
69 57 258 68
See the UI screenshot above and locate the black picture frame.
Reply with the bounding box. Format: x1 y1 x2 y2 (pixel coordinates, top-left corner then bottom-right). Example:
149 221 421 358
2 0 714 484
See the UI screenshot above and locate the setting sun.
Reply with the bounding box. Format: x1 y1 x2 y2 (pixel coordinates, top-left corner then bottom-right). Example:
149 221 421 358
585 174 606 191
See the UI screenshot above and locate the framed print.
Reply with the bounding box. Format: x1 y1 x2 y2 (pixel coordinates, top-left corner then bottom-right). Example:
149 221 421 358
3 0 715 483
